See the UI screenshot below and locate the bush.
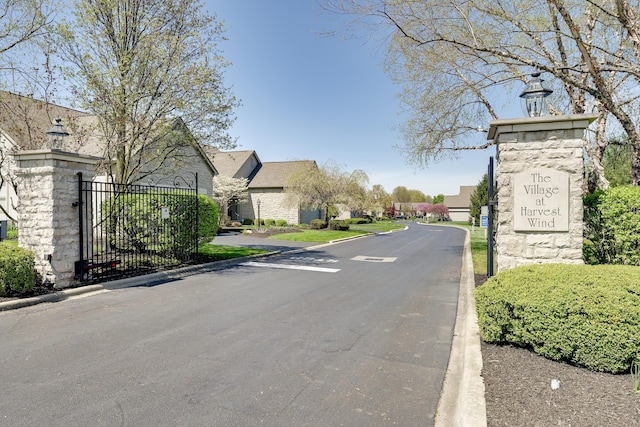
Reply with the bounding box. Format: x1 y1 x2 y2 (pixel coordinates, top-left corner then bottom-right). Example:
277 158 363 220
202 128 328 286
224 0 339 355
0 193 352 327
310 219 326 229
329 219 350 231
243 218 253 226
0 245 35 296
265 218 276 226
275 219 288 226
475 264 640 373
103 191 218 257
584 186 640 265
346 218 369 224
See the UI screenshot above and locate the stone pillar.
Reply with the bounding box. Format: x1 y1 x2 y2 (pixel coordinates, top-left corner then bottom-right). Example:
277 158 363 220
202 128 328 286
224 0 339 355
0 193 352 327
488 114 598 272
14 150 101 288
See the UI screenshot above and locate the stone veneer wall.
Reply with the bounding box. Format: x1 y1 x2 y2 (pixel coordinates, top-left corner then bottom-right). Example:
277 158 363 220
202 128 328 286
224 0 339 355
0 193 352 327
241 190 302 225
14 150 100 288
491 114 597 272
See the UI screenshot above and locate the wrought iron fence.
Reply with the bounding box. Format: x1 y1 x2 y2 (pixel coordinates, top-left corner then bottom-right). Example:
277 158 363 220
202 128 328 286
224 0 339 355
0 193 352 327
75 173 199 283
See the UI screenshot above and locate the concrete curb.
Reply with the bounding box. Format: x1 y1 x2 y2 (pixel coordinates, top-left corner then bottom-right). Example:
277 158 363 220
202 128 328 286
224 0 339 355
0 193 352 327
434 226 487 426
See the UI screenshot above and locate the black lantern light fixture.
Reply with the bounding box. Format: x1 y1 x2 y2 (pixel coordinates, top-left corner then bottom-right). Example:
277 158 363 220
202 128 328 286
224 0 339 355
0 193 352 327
519 72 553 117
46 118 69 150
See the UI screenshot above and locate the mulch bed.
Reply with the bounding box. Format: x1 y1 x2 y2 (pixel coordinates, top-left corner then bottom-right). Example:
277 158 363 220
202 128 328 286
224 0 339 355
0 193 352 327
476 274 640 426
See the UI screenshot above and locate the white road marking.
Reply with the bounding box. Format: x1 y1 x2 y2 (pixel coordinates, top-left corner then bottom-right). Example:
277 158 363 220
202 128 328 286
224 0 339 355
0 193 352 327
240 261 340 273
351 256 397 263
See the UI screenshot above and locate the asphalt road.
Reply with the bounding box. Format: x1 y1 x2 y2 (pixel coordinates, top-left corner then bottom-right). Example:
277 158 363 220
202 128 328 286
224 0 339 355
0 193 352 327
0 223 465 426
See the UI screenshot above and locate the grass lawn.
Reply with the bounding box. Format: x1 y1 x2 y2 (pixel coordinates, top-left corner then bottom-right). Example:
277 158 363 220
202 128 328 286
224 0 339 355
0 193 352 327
198 244 270 259
267 220 406 243
348 221 407 232
269 229 369 243
443 222 494 276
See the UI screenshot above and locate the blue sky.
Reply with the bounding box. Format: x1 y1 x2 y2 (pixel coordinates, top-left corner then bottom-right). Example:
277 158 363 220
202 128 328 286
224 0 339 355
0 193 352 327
205 1 497 197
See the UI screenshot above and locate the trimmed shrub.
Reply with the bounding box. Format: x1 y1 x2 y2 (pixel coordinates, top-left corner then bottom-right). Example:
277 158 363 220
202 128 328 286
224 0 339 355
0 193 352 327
329 219 349 230
310 219 326 229
346 218 369 224
197 195 219 243
0 245 35 296
275 219 288 226
243 218 254 226
103 192 218 257
265 218 276 226
475 264 640 373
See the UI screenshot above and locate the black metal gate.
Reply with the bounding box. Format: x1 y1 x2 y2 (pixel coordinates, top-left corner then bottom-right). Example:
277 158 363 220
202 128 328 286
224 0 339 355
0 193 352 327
75 173 199 283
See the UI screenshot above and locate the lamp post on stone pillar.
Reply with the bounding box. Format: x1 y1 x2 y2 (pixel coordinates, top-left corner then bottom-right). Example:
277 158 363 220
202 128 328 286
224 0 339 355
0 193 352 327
46 118 69 150
485 73 598 272
519 72 553 117
14 120 101 288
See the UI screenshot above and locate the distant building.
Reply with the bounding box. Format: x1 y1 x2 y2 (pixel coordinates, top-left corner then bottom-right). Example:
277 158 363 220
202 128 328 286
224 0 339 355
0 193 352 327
444 186 475 222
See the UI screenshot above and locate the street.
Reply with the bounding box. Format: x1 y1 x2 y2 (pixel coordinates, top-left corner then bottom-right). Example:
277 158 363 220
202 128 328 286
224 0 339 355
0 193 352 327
0 223 465 426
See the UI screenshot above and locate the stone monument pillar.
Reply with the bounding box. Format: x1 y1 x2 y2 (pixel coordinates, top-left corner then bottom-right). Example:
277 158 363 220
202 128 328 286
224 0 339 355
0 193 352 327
14 150 101 288
488 114 598 272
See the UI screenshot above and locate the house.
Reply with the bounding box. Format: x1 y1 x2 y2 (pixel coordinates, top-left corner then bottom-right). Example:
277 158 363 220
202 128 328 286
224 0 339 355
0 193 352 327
444 186 475 222
205 147 322 225
243 160 322 225
0 92 217 221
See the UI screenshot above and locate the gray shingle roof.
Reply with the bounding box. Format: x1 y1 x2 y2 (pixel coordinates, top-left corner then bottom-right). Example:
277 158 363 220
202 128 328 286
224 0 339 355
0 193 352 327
203 147 259 178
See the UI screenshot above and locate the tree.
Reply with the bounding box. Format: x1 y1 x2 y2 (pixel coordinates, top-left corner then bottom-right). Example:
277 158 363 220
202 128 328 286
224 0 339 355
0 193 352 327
391 186 411 203
469 173 489 225
211 175 248 225
408 189 429 202
0 0 59 222
433 194 444 205
423 203 449 221
366 184 392 218
285 160 369 224
57 0 239 185
603 140 632 187
0 0 54 83
326 0 640 187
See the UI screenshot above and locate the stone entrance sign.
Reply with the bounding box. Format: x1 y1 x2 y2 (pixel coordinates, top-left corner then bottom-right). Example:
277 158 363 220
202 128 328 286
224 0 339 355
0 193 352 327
488 114 598 271
513 169 569 232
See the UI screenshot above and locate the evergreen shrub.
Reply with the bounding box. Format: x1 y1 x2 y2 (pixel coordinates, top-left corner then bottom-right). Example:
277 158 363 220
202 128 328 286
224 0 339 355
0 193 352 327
275 220 287 226
475 264 640 373
265 218 275 226
103 192 218 257
329 220 349 231
243 218 253 226
347 218 369 224
310 219 326 229
0 245 35 296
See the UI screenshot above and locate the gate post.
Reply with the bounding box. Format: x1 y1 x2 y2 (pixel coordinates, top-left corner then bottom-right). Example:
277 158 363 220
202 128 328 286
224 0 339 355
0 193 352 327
488 114 598 272
14 150 101 288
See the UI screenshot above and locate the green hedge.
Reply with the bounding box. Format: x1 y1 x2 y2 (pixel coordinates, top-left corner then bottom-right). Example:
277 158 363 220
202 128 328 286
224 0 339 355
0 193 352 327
329 219 349 231
0 245 35 296
475 264 640 373
346 218 369 224
275 219 288 226
310 219 326 229
103 192 218 257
